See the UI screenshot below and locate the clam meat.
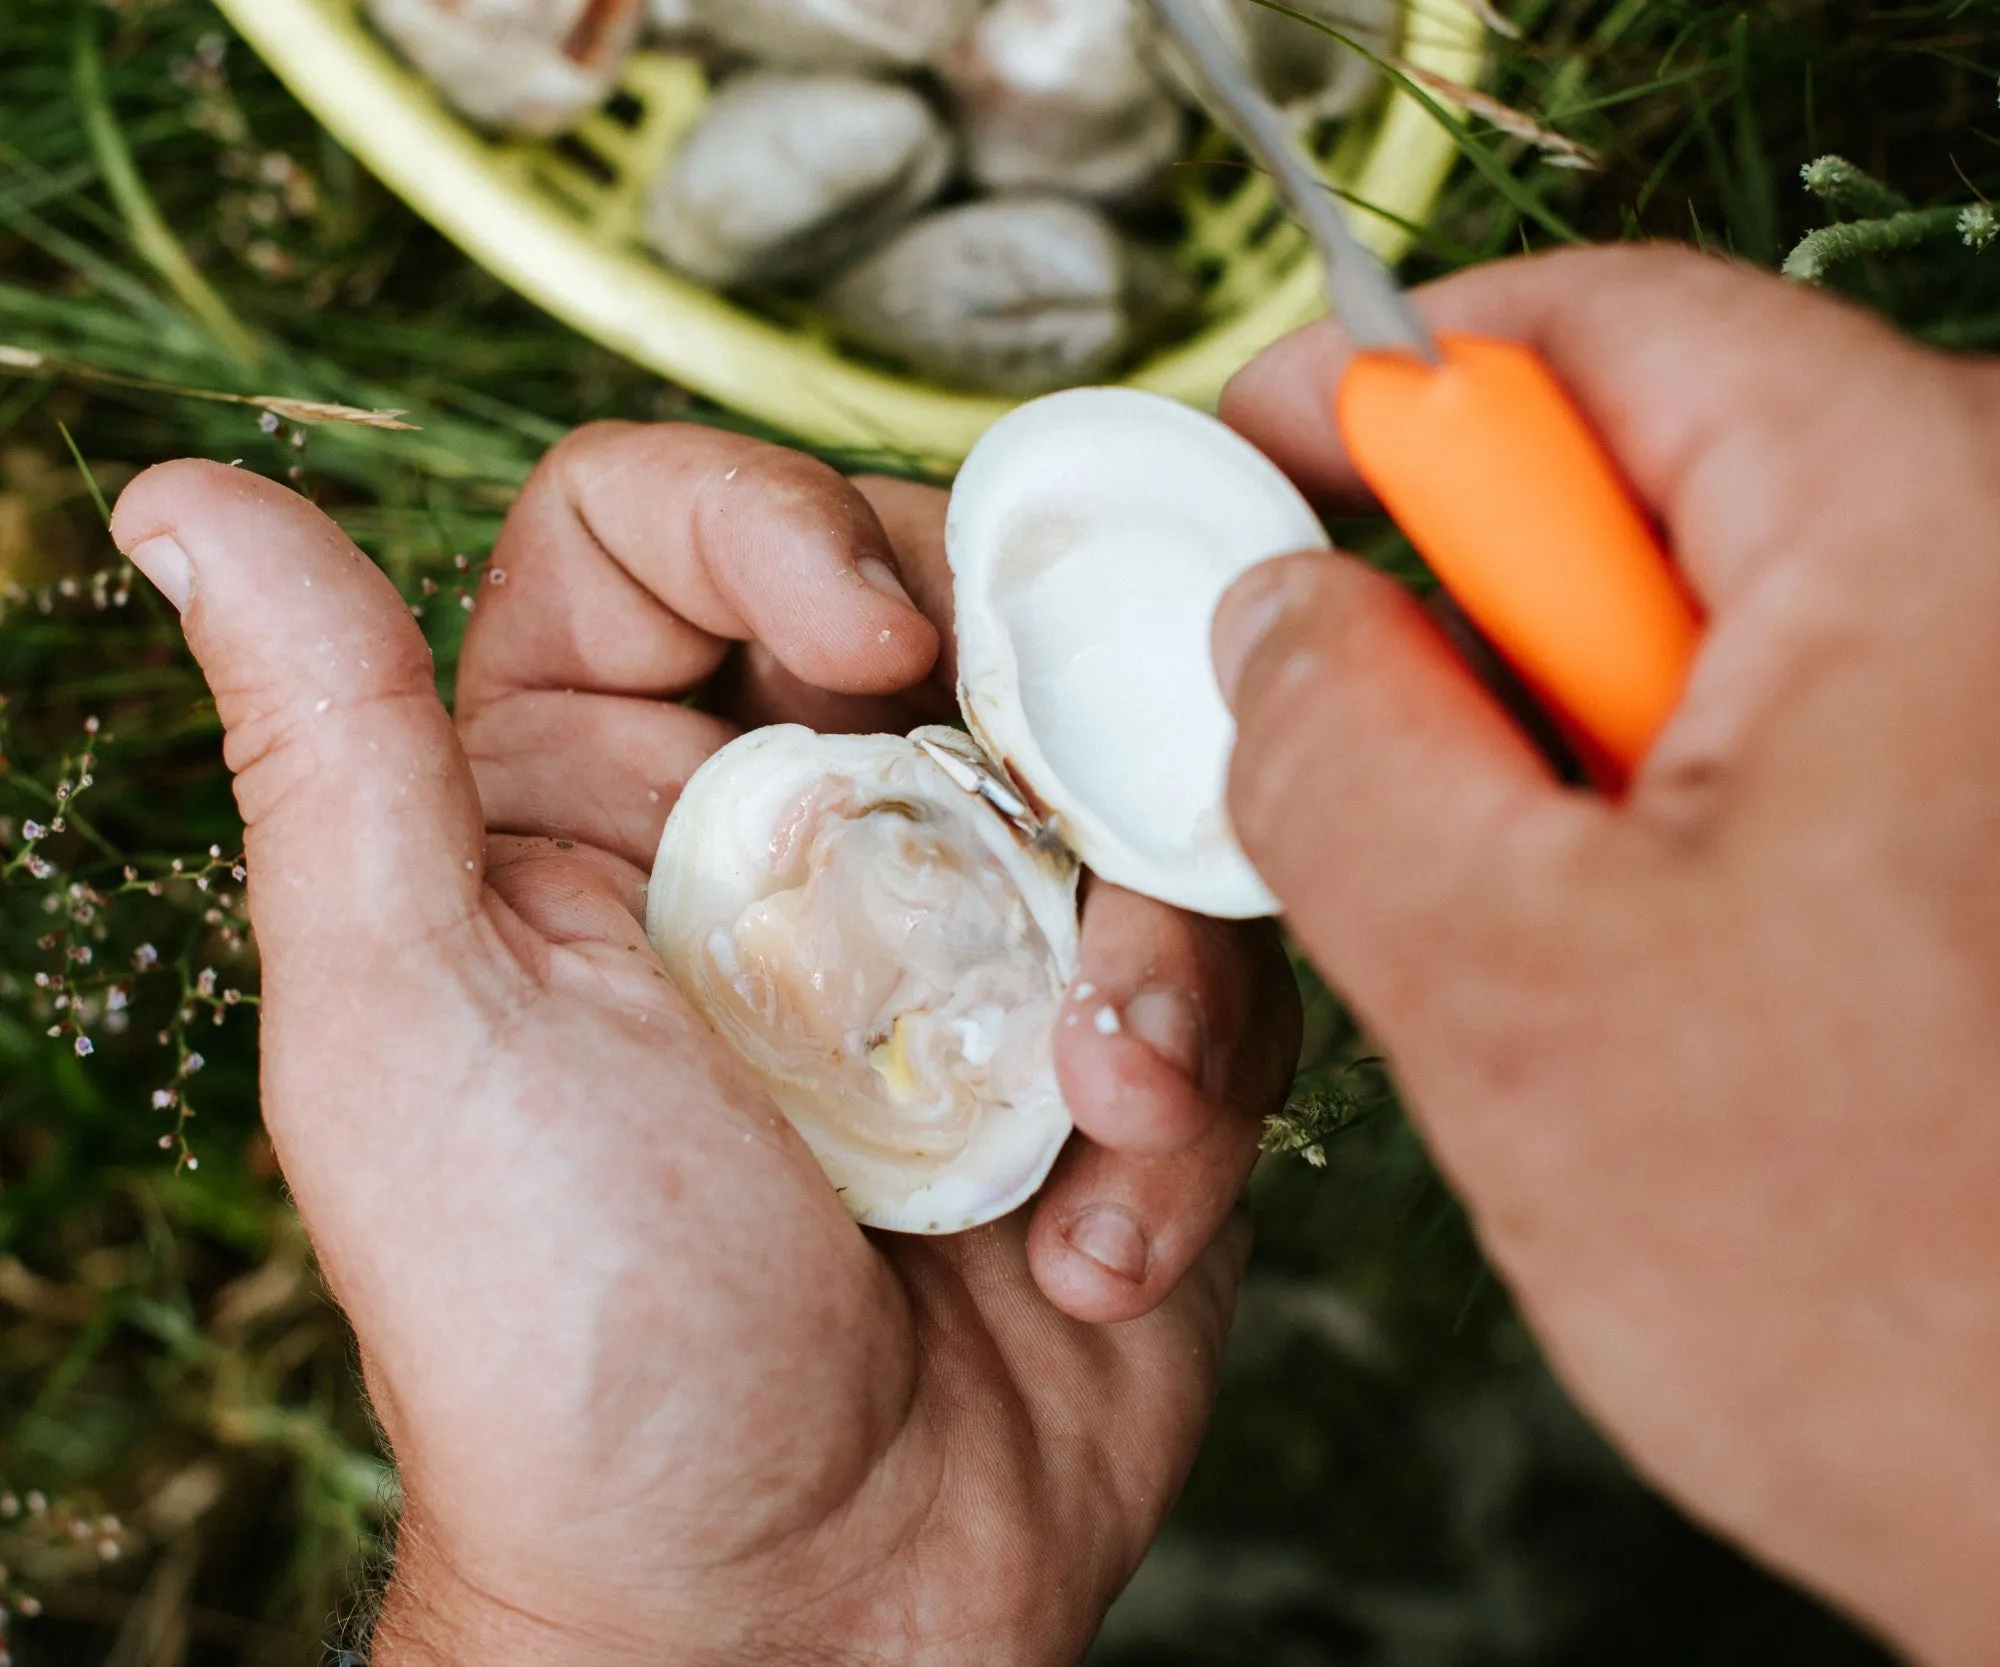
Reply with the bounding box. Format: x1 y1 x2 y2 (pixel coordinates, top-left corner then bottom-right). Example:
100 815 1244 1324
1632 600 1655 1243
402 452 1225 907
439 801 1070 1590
648 727 1078 1234
819 195 1197 396
686 0 985 70
643 72 955 289
945 0 1187 204
365 0 645 136
650 389 1329 1231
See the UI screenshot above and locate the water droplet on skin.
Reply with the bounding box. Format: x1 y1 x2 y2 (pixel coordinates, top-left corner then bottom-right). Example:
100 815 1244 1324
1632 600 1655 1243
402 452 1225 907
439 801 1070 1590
1093 1005 1122 1036
314 698 331 713
1074 982 1095 1002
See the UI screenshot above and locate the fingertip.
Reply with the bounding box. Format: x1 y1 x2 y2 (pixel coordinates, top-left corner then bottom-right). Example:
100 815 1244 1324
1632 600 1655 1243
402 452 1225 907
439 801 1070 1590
1029 1199 1158 1325
705 448 941 695
838 548 943 693
111 456 257 543
1212 551 1341 714
1056 987 1214 1155
1026 1125 1260 1327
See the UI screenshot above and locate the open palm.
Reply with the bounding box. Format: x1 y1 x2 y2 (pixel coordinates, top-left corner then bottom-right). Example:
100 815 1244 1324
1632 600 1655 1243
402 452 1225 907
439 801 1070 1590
111 430 1298 1666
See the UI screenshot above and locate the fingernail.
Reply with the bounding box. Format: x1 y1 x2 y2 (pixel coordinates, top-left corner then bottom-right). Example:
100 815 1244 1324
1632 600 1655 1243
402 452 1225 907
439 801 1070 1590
1211 563 1300 709
856 554 915 608
124 534 192 614
1123 987 1205 1084
1066 1207 1149 1283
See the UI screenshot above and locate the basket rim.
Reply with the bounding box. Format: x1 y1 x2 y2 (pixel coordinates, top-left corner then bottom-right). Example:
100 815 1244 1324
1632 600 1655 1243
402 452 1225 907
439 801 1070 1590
211 0 1487 473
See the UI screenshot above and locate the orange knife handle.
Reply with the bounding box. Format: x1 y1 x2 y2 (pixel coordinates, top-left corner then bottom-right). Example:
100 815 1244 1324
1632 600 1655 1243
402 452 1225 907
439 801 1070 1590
1337 332 1701 790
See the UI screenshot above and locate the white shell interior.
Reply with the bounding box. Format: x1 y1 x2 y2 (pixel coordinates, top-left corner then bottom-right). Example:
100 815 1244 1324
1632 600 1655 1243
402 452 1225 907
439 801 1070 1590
647 725 1078 1234
947 386 1331 919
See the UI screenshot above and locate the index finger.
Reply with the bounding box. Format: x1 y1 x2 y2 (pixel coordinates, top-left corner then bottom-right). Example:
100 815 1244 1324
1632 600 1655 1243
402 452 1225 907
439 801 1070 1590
1219 243 1959 610
457 422 940 716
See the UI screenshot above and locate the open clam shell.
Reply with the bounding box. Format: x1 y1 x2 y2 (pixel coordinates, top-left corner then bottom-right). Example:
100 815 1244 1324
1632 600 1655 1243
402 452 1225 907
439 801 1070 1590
650 394 1325 1230
364 0 645 135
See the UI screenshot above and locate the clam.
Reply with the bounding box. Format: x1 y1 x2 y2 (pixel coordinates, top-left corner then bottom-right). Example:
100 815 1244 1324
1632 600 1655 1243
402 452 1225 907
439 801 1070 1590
1159 0 1399 128
643 72 954 289
365 0 644 136
648 388 1331 1231
645 0 703 38
685 0 985 70
945 0 1187 203
818 196 1198 396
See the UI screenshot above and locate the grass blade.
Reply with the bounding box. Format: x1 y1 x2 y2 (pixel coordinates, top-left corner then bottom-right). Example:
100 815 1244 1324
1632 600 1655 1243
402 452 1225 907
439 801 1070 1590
71 20 262 369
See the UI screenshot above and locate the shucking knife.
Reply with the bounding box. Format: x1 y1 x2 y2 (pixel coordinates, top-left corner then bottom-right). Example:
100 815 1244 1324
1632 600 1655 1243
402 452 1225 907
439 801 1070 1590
1153 0 1701 789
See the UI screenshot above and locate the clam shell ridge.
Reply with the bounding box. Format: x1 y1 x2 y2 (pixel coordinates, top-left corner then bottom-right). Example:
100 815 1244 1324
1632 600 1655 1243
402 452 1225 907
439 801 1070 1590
647 725 1080 1234
947 386 1332 919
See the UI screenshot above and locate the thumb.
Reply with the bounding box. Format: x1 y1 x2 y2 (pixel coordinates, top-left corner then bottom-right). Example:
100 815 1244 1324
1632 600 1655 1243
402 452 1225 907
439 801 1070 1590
1213 551 1614 1028
111 461 488 980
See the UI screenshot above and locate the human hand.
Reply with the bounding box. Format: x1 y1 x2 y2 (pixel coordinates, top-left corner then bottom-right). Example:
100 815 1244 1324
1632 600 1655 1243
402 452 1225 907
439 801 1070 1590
1213 243 2000 1666
108 432 1299 1666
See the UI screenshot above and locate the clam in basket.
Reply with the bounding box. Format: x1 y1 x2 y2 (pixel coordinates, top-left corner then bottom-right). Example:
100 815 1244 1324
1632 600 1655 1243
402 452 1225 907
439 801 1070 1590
211 0 1485 474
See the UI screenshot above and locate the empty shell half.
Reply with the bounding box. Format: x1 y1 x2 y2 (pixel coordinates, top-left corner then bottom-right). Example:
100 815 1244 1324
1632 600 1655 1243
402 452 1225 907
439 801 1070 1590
649 392 1329 1231
643 73 954 289
687 0 985 70
365 0 645 136
819 195 1197 396
949 387 1330 919
945 0 1187 204
648 726 1079 1234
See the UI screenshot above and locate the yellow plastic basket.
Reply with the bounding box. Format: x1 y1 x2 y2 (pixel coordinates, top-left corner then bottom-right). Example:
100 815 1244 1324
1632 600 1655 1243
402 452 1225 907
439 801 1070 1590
212 0 1484 472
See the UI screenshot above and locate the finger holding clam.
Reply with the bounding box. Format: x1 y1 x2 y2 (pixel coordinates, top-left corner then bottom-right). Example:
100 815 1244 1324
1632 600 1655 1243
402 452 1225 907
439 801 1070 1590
365 0 645 136
820 196 1199 396
644 72 956 289
1029 885 1298 1322
686 0 985 70
945 0 1187 204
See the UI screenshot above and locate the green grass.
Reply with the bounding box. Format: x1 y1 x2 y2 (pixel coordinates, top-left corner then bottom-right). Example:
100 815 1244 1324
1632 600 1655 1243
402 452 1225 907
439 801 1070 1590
2 1 1994 1661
